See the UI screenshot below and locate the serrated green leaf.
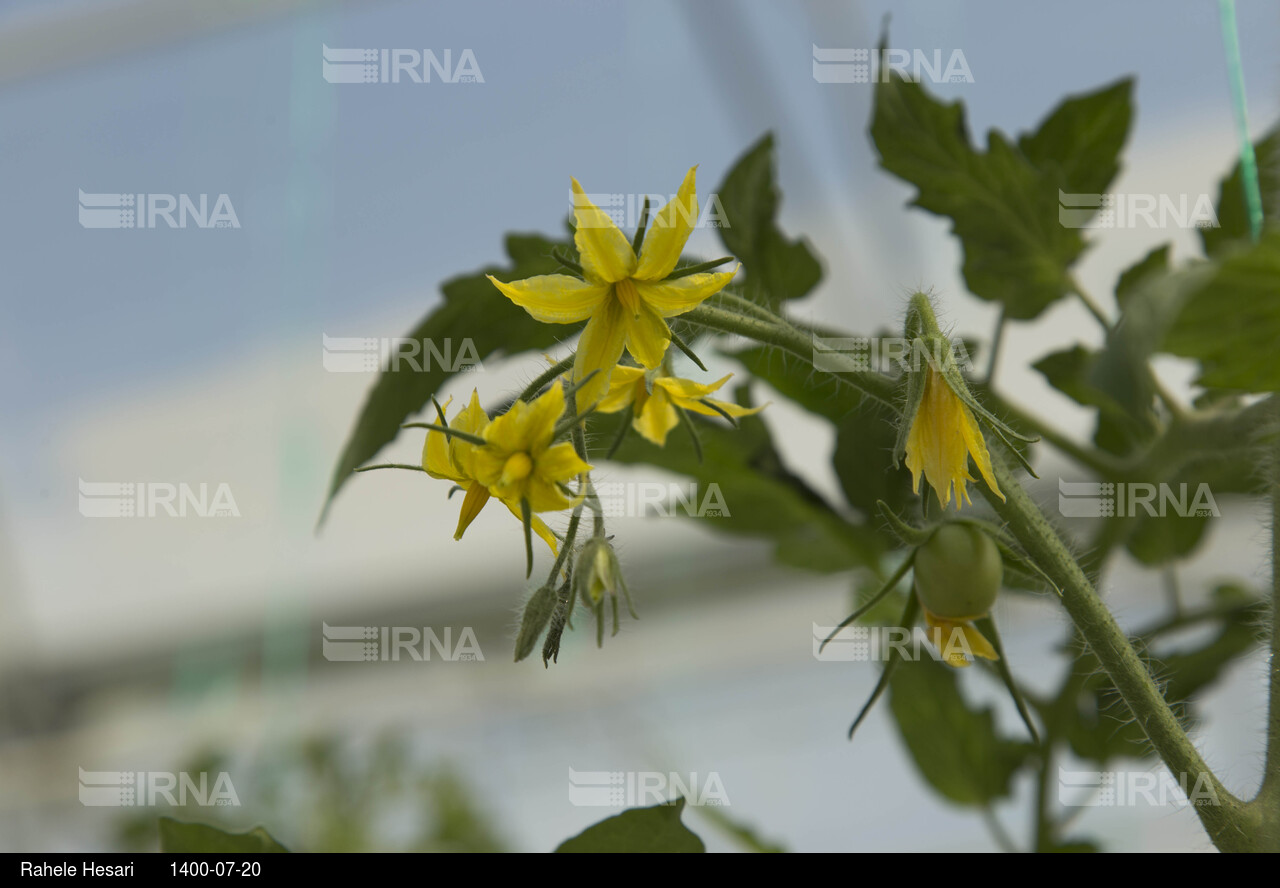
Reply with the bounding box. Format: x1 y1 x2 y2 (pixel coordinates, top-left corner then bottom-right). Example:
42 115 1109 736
1115 244 1171 309
871 55 1131 319
555 798 705 853
1090 258 1216 423
1123 510 1210 566
715 133 823 306
1164 229 1280 392
1018 78 1133 198
1033 345 1156 456
1202 124 1280 255
158 818 288 853
321 235 570 522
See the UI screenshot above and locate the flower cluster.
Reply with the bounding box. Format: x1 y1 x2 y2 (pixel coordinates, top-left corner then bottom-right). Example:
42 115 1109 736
379 167 774 662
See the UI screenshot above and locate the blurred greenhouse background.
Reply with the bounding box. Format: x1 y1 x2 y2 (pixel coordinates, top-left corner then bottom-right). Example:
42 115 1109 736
1 0 1277 852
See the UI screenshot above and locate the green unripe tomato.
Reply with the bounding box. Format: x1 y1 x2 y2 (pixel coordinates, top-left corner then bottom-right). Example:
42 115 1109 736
913 524 1003 619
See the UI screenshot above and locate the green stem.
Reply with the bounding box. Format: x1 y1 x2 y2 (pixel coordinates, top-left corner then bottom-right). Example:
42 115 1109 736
683 303 897 408
1033 743 1056 852
707 290 791 325
985 307 1007 385
518 356 575 403
978 449 1252 850
1259 421 1280 841
399 423 486 445
1068 275 1111 329
982 392 1121 477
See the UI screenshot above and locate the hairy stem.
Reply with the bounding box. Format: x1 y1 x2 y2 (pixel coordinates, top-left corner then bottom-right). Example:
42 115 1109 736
1259 421 1280 844
683 303 897 408
978 450 1253 850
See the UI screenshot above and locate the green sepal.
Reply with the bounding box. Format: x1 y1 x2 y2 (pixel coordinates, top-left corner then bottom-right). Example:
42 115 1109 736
849 593 921 740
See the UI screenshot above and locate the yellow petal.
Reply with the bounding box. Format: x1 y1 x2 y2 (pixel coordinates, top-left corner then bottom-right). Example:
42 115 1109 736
487 274 608 324
959 404 1005 502
634 267 738 317
483 382 566 467
594 366 646 413
924 609 998 667
525 475 581 512
654 373 733 400
536 441 593 482
625 300 671 369
674 395 767 421
633 385 679 445
904 369 976 509
634 165 698 281
571 179 636 284
471 444 507 491
453 389 488 435
453 482 491 540
573 298 628 412
422 396 457 480
448 390 489 478
659 372 766 420
522 381 568 453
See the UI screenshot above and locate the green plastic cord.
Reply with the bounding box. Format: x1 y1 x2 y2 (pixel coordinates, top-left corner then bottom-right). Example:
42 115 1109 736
1218 0 1264 242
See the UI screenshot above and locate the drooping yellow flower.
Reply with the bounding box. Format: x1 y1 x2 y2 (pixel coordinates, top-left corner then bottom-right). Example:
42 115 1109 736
472 381 593 512
422 390 558 552
487 167 737 411
596 366 765 446
903 368 1004 509
921 607 998 668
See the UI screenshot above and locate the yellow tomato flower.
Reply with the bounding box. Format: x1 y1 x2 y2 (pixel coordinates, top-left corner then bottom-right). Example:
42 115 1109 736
903 368 1005 509
487 166 737 411
472 381 593 512
596 366 765 446
422 390 558 553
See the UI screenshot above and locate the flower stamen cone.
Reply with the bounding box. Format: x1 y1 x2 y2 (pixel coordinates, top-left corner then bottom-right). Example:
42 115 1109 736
473 380 593 512
487 166 738 413
421 389 560 553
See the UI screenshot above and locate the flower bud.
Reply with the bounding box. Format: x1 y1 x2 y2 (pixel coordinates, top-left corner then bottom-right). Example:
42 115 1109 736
575 537 625 606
